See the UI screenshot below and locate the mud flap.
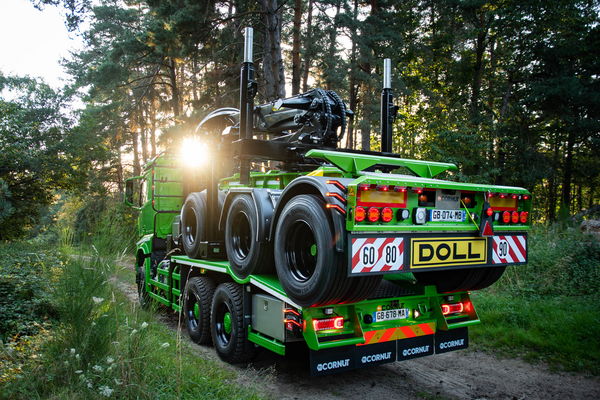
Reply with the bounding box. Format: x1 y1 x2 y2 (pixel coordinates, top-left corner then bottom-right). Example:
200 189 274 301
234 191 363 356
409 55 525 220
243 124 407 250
435 327 469 354
397 334 434 361
309 340 397 376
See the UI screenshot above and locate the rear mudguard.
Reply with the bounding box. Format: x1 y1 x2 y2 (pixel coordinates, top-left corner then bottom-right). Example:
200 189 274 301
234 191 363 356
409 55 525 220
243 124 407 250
269 176 353 252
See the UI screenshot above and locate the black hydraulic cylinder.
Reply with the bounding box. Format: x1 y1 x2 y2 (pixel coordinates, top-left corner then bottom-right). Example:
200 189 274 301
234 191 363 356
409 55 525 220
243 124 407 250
380 58 393 153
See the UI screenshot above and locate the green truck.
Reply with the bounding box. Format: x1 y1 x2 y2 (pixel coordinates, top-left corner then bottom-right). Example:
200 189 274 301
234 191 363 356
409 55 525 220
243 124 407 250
125 28 531 375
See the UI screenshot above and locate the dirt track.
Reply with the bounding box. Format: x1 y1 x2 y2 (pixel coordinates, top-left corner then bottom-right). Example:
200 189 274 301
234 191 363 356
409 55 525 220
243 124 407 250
112 273 600 400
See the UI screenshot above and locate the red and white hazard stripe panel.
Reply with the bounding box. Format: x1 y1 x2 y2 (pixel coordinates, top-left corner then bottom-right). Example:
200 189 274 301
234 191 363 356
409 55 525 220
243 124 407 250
492 235 527 264
351 237 405 274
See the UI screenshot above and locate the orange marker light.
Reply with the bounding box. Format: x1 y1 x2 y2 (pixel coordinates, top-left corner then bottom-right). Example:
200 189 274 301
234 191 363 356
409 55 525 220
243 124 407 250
381 207 394 222
355 206 366 222
367 207 380 222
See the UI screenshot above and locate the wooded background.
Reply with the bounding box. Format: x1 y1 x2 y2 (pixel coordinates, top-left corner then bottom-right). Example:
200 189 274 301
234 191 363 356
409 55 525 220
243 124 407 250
1 0 598 239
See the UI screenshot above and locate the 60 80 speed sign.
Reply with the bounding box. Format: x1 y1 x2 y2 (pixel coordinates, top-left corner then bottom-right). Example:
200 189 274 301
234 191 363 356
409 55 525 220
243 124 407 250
351 237 405 275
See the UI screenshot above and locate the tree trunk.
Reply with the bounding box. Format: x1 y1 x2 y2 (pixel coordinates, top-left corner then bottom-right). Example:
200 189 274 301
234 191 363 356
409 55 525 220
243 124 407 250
291 0 302 95
132 129 141 177
168 57 181 117
347 0 359 149
259 0 286 100
150 100 157 158
547 140 560 222
470 13 488 120
302 0 314 93
560 129 575 213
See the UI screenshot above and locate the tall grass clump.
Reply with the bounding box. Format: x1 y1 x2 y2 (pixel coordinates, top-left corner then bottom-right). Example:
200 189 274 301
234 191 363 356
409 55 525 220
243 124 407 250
1 198 262 399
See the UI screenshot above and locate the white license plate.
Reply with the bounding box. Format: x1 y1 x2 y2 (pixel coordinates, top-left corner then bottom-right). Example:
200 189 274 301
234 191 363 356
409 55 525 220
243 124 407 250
429 209 465 222
372 308 409 322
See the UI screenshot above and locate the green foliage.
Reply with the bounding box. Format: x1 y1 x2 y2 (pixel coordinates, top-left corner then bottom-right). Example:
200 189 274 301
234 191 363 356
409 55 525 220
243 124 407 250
1 245 262 399
493 224 600 296
0 243 61 343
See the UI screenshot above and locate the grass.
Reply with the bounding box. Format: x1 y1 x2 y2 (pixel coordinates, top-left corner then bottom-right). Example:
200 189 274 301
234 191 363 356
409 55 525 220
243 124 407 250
469 223 600 375
0 200 265 399
470 292 600 375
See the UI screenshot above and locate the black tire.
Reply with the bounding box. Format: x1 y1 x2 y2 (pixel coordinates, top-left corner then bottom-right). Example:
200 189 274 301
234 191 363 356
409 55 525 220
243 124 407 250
183 276 216 344
210 282 255 363
274 195 351 307
341 275 382 304
181 190 225 259
471 266 506 290
414 267 499 293
413 268 475 293
225 195 274 279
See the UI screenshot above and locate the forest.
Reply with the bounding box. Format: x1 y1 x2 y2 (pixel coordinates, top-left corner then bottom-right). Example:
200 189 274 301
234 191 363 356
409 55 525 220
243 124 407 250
1 0 598 241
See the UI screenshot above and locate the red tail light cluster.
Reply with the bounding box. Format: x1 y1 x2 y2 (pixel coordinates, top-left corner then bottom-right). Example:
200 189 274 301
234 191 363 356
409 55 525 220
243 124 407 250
313 316 344 332
441 303 464 315
355 206 397 223
499 211 528 224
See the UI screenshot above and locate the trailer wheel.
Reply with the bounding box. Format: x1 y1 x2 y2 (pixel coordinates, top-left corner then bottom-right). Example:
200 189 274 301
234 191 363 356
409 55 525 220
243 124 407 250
225 194 273 278
413 267 495 293
413 269 475 293
470 266 506 290
210 282 255 363
341 275 382 304
183 276 216 344
181 191 225 259
274 195 350 306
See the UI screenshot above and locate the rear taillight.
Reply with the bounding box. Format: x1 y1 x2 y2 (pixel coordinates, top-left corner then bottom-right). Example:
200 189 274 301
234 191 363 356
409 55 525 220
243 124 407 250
511 211 519 223
441 303 464 315
313 316 344 332
520 211 528 224
367 207 380 222
358 184 370 191
486 207 494 217
502 211 510 223
376 185 389 192
381 207 393 222
355 206 366 222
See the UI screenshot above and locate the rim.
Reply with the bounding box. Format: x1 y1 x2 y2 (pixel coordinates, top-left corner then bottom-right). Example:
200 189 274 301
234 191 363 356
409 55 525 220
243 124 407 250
186 291 200 330
231 210 251 259
284 219 318 283
214 300 233 346
183 207 198 246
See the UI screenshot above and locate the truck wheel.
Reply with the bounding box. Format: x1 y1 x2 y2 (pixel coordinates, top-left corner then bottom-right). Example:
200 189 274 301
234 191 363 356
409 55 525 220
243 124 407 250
210 282 255 363
225 194 273 278
274 195 350 307
183 276 215 344
181 191 225 259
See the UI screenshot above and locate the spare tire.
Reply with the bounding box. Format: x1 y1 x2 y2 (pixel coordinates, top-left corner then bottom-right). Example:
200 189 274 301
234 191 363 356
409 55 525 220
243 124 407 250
225 194 274 279
181 190 225 259
274 195 351 307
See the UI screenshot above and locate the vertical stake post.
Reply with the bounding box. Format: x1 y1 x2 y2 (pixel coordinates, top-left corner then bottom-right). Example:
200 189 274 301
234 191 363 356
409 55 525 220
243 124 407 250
381 58 393 153
239 27 255 184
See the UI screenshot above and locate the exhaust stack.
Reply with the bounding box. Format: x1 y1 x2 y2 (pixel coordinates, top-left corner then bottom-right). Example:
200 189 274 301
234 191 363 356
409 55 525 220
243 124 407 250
381 58 393 153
